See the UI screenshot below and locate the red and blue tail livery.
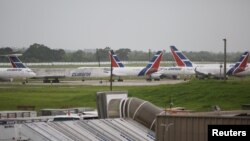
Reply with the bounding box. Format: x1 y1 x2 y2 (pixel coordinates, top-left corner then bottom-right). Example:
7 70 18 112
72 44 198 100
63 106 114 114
138 50 163 76
170 46 193 67
8 55 27 68
109 50 125 68
227 51 249 75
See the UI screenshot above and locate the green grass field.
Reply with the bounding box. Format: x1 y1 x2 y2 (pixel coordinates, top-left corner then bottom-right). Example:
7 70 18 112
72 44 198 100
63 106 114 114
0 78 250 112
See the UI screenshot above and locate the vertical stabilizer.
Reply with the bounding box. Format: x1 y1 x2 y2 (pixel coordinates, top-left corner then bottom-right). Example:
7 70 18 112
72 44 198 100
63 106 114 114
8 55 26 68
109 50 125 68
138 50 163 76
227 51 249 75
170 46 193 67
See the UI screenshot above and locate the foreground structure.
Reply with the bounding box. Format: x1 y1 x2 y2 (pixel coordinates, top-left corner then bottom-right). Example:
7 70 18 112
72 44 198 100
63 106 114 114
0 91 249 141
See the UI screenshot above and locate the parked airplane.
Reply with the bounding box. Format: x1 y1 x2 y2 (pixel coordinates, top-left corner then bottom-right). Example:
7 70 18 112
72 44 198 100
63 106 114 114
0 54 36 83
72 50 132 81
147 46 195 80
109 50 164 81
170 46 250 78
8 55 73 83
109 50 192 80
195 51 249 78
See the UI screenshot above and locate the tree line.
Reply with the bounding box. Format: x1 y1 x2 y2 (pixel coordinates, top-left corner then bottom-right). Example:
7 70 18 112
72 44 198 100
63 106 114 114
0 43 244 63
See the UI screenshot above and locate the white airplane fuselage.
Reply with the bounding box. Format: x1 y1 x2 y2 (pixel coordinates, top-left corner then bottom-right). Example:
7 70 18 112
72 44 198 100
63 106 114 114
0 68 36 79
112 67 146 76
71 66 157 78
70 67 110 77
159 67 195 75
195 64 250 77
195 66 229 77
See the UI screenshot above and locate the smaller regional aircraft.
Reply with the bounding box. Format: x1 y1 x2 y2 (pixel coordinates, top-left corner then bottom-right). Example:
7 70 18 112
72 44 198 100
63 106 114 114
8 55 70 83
170 46 250 79
109 50 164 80
0 54 36 83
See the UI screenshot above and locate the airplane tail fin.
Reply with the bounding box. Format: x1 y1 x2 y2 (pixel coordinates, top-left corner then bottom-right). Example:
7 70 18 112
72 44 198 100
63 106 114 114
138 50 163 76
8 54 27 68
170 46 193 67
227 51 249 75
109 50 125 68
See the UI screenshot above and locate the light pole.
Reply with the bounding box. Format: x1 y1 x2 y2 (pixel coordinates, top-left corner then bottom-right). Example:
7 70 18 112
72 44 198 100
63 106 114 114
220 64 222 79
96 48 100 67
223 39 227 80
110 49 113 91
148 49 151 61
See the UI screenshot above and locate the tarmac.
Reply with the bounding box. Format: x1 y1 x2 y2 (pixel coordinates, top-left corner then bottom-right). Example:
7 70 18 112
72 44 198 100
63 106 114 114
0 79 186 86
27 79 187 86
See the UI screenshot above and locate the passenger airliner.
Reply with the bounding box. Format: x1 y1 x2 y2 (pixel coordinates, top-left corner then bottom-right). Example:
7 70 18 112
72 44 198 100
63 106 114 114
0 55 36 83
170 46 250 78
70 50 163 81
110 50 195 80
150 47 195 80
8 55 73 83
109 50 164 80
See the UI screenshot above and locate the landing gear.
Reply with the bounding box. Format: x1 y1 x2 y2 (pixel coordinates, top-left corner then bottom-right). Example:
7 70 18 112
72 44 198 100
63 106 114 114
43 78 60 83
109 79 115 82
43 79 51 83
154 78 160 81
146 78 152 81
22 78 28 85
52 78 60 83
117 77 123 82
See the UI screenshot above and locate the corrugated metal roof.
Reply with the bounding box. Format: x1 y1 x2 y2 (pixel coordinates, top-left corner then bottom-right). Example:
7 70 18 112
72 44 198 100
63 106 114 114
18 118 155 141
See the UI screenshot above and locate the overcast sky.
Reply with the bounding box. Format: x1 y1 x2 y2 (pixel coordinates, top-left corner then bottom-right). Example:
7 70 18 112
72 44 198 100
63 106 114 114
0 0 249 52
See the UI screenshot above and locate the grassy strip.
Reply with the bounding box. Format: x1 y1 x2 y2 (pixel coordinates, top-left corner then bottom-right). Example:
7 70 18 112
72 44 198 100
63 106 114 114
0 78 249 112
